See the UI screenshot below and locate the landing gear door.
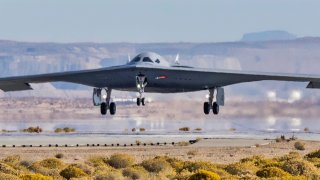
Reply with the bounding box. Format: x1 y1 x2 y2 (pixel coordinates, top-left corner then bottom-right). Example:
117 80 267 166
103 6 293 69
216 87 225 106
93 88 102 106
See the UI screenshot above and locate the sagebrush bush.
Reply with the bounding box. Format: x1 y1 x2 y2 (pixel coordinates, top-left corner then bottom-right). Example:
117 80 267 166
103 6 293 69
281 159 320 177
2 155 21 166
60 165 87 179
294 141 305 150
107 154 135 169
0 162 20 175
225 162 259 176
0 172 19 180
122 166 148 180
188 169 220 180
141 157 173 173
30 158 65 177
94 170 124 180
55 153 64 159
256 167 290 178
306 150 320 158
86 156 107 167
20 173 53 180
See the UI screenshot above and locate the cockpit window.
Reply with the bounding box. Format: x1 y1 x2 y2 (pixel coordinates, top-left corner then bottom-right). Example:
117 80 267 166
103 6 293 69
132 56 140 62
155 59 160 63
142 57 153 63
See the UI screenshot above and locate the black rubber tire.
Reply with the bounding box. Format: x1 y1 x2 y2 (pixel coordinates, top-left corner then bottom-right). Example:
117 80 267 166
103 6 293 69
137 98 141 106
100 102 107 115
141 98 145 106
203 102 210 115
109 102 116 115
212 102 219 115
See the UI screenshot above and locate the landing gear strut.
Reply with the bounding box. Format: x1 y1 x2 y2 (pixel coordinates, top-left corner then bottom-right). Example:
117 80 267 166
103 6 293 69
203 88 224 115
136 74 147 106
93 88 116 115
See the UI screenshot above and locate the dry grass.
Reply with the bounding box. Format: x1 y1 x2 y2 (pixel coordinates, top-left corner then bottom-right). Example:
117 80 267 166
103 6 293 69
0 151 318 179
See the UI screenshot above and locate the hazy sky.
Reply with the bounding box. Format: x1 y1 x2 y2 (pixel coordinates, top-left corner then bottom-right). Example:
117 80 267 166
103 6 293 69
0 0 319 43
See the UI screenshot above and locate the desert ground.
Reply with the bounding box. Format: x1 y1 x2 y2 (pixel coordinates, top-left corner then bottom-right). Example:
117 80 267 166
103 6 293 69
0 139 318 164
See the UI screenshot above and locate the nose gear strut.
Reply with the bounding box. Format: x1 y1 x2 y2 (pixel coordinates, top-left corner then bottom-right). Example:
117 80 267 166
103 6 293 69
136 74 147 106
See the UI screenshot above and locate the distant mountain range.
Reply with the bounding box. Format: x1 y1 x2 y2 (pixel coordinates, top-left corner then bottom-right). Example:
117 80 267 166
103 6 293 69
241 30 297 42
1 36 320 100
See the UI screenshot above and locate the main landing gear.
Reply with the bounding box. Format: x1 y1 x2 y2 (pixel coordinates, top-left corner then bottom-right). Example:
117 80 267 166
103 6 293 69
93 88 116 115
203 87 224 115
136 74 147 106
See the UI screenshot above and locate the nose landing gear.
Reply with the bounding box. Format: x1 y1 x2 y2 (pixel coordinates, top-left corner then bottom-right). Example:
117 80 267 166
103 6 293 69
136 74 147 106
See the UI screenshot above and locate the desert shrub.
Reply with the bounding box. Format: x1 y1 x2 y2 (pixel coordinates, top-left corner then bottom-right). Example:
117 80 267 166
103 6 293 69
54 128 63 133
69 163 94 175
225 162 259 176
240 155 281 168
86 156 107 167
294 141 305 150
183 161 216 172
305 150 320 159
60 165 87 179
20 160 33 168
139 128 146 132
256 167 290 178
174 169 193 179
141 157 173 173
0 162 19 175
177 141 189 146
2 155 21 166
55 153 64 159
94 170 124 180
22 126 42 133
304 127 310 132
36 158 64 169
187 150 198 156
0 172 19 180
194 128 202 131
281 159 320 177
30 158 64 177
179 127 190 131
189 169 220 180
122 166 148 179
63 127 75 133
107 154 135 169
20 173 53 180
278 152 302 162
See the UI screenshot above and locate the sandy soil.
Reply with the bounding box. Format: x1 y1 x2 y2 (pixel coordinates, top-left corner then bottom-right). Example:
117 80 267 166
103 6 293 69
0 139 318 165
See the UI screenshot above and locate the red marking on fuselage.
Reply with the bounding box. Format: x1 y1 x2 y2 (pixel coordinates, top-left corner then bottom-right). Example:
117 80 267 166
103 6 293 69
155 75 167 80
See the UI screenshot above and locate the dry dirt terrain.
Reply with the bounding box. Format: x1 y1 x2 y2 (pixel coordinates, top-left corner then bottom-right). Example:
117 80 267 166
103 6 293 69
0 139 318 165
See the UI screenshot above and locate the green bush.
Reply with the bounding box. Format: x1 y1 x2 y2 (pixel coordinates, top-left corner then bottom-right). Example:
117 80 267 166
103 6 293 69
256 167 290 178
107 154 135 169
19 174 53 180
122 166 148 179
60 165 87 179
306 150 320 158
30 158 65 176
188 169 220 180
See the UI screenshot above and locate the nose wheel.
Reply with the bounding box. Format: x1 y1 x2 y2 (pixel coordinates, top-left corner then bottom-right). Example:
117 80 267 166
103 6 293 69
136 97 145 106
